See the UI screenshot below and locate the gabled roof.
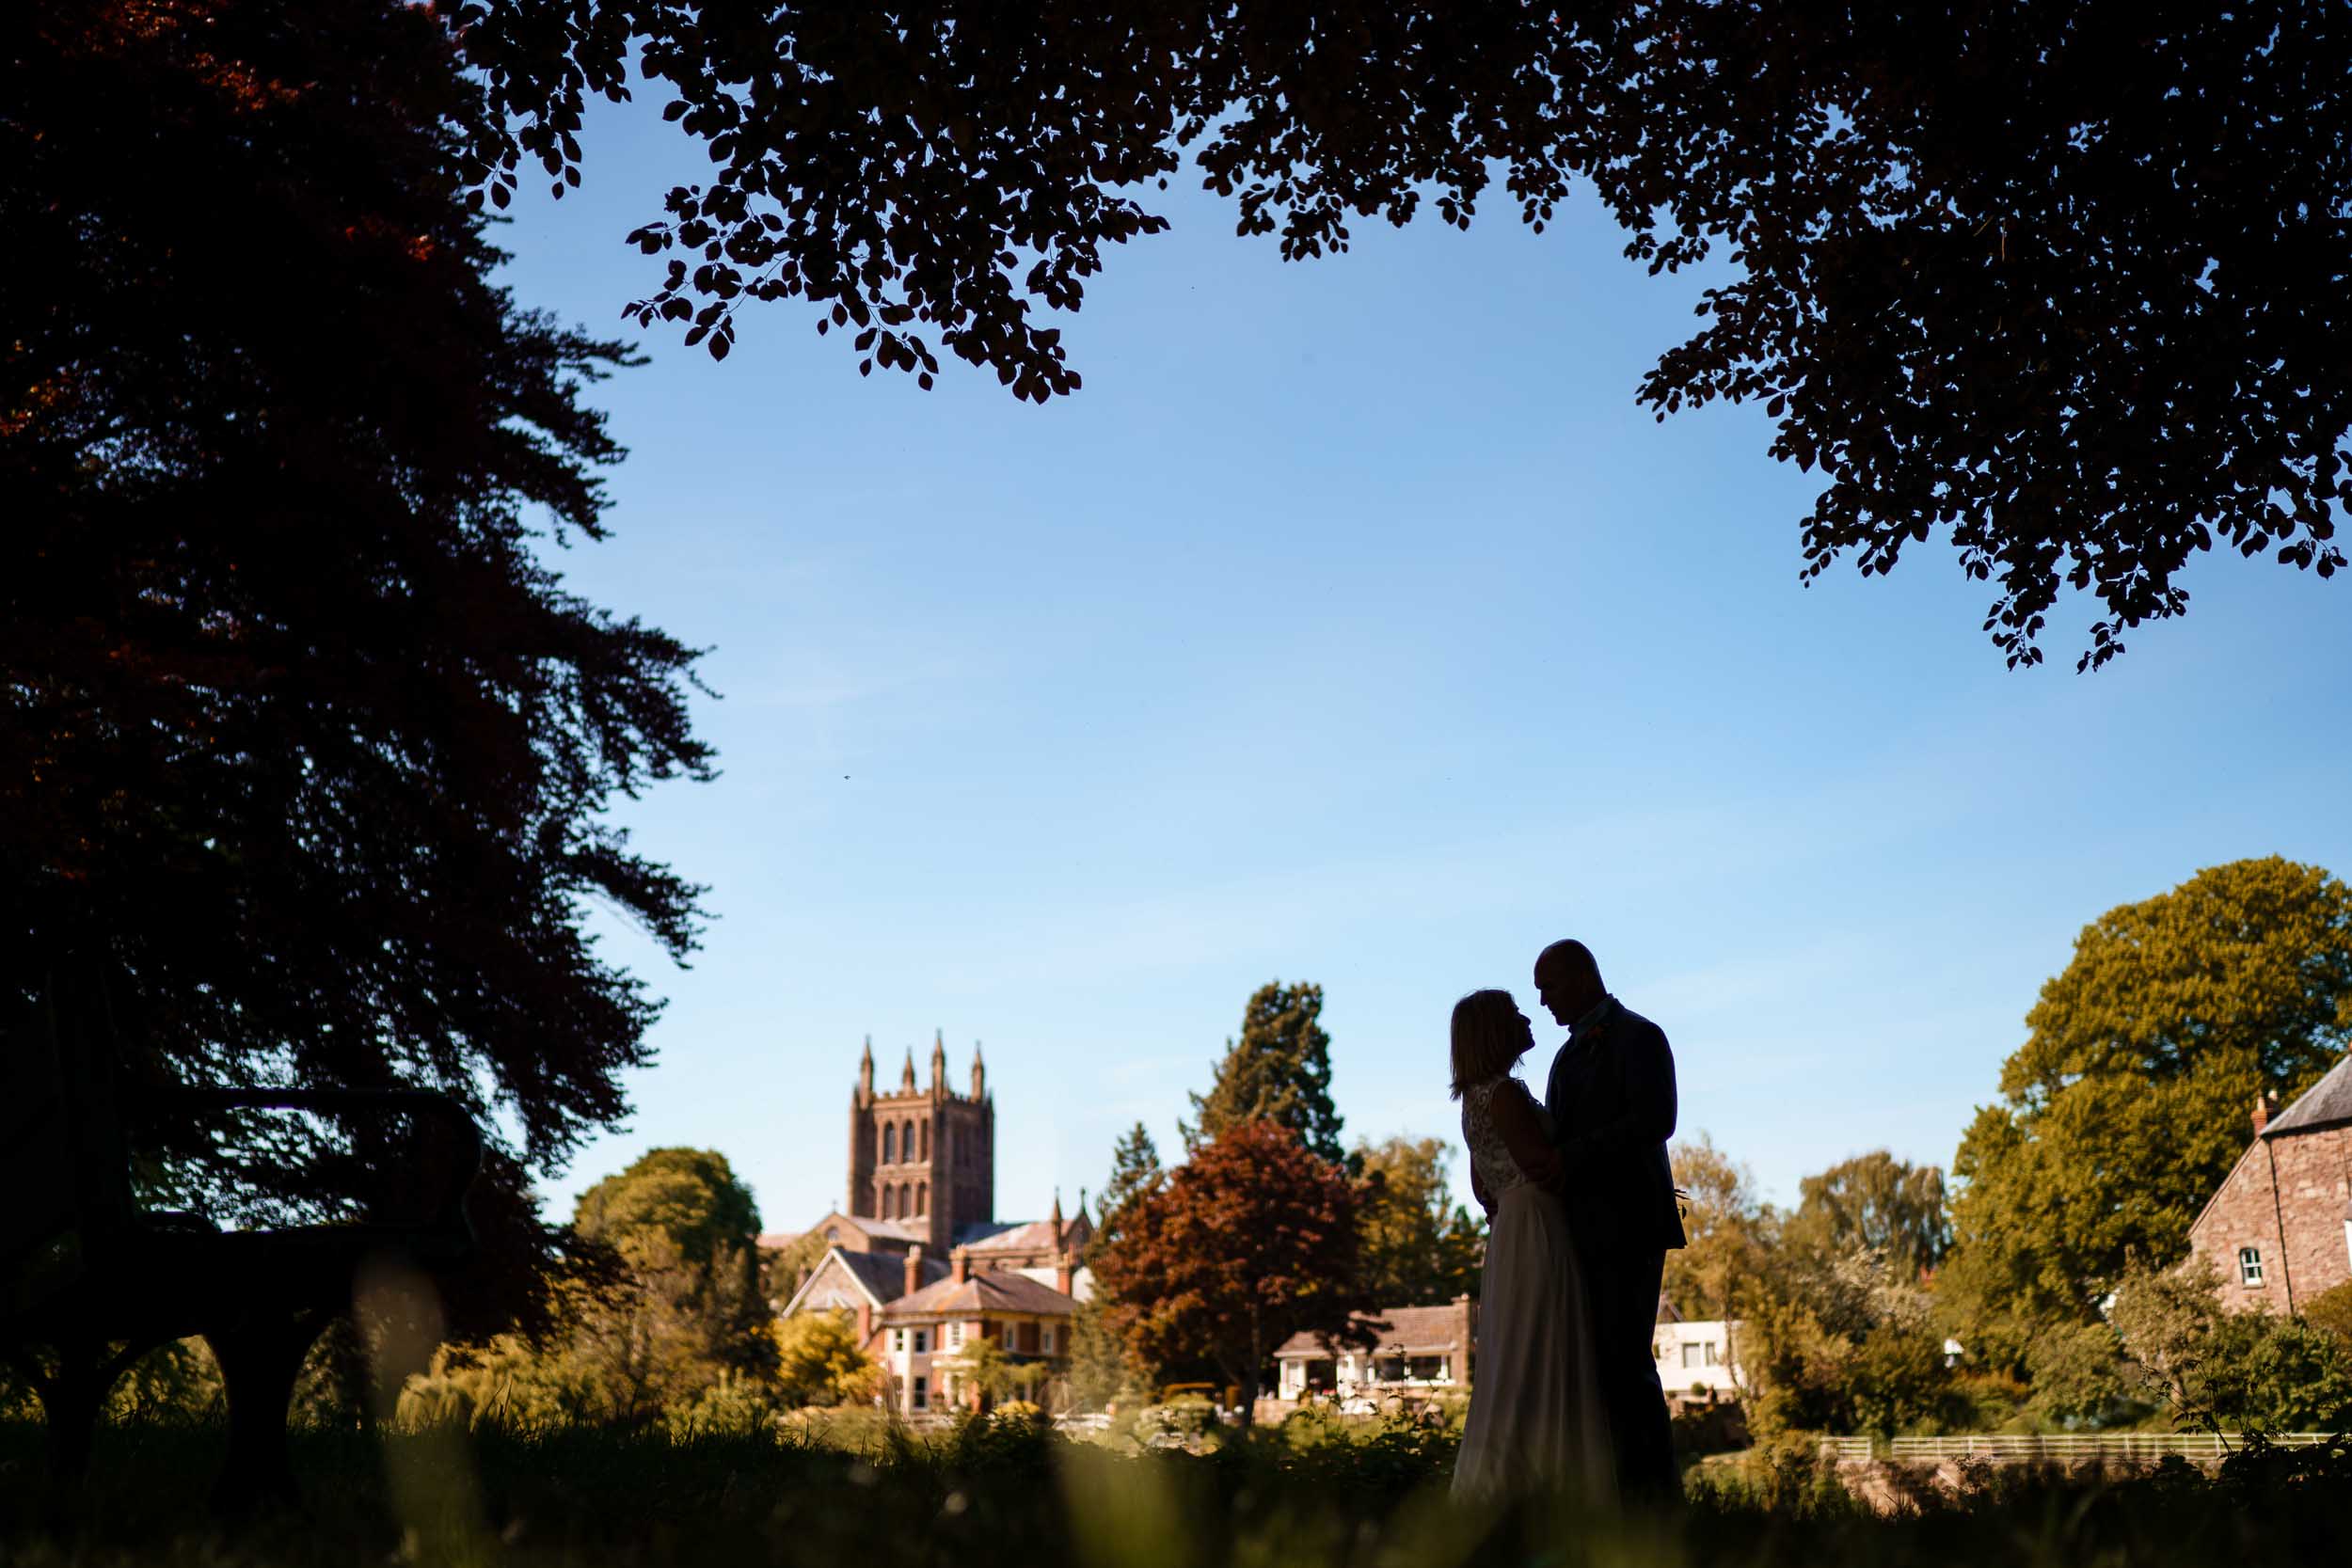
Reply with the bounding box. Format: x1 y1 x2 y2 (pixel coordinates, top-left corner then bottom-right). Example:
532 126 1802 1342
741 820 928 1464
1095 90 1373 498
779 1245 947 1317
881 1266 1080 1321
1276 1304 1470 1358
2265 1053 2352 1138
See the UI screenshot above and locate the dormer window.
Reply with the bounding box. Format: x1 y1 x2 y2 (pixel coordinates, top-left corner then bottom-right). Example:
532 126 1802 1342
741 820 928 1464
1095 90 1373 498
2238 1246 2265 1287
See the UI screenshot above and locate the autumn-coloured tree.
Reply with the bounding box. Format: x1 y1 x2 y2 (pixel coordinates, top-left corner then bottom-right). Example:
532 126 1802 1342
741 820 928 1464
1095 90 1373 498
4 0 709 1333
1091 1118 1373 1426
453 3 2352 669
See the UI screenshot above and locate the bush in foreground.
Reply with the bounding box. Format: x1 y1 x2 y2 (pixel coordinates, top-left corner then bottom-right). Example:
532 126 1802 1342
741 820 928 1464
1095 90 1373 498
1 1415 2345 1567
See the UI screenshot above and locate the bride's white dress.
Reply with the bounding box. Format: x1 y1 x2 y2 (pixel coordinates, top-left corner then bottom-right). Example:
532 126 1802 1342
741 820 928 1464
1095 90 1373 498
1450 1075 1615 1503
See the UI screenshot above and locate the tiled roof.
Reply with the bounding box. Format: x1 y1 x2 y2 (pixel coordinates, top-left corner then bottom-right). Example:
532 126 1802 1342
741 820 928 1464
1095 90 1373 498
881 1267 1080 1321
1276 1304 1470 1358
2266 1053 2352 1137
1011 1263 1095 1303
755 1231 802 1252
952 1211 1093 1254
785 1246 949 1315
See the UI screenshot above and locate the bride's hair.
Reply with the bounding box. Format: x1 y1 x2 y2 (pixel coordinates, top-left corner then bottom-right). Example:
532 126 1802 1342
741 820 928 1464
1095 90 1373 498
1449 988 1525 1100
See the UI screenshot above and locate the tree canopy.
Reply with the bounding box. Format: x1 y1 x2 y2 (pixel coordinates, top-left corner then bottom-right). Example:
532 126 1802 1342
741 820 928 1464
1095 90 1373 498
1944 857 2352 1354
449 0 2352 669
576 1148 763 1270
1353 1135 1482 1307
1091 1118 1373 1426
1786 1150 1952 1282
5 0 711 1314
1184 981 1344 1163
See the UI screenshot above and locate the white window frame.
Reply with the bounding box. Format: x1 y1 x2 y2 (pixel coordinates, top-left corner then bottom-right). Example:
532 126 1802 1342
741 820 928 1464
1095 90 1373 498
914 1329 929 1354
912 1375 927 1410
2238 1245 2265 1287
893 1328 907 1351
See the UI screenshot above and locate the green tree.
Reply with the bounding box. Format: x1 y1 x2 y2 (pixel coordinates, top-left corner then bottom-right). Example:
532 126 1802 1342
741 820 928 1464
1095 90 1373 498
6 0 710 1335
760 1230 829 1311
578 1148 764 1272
1063 1295 1152 1413
2113 1261 2352 1436
1184 982 1344 1163
1945 859 2352 1360
565 1148 777 1407
456 5 2352 669
1089 1122 1164 1261
771 1311 880 1409
1742 1243 1962 1439
1093 1118 1374 1427
1354 1135 1482 1307
2307 1283 2352 1354
1662 1132 1778 1386
1785 1151 1951 1281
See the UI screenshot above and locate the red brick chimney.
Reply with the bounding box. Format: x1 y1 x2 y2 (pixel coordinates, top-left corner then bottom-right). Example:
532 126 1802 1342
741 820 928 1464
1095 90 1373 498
2253 1092 2273 1134
905 1243 926 1296
951 1246 970 1285
1055 1249 1074 1297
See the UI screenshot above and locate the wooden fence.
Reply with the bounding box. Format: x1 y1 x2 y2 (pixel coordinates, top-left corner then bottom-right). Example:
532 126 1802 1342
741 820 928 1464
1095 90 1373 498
1818 1432 2340 1464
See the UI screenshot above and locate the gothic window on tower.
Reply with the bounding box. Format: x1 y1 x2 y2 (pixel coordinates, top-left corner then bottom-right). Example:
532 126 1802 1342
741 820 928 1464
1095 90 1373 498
920 1121 930 1160
917 1182 928 1215
883 1124 897 1164
881 1187 894 1220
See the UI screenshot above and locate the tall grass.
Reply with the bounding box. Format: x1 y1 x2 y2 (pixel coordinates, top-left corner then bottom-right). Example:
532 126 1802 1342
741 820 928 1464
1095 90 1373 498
3 1414 2344 1567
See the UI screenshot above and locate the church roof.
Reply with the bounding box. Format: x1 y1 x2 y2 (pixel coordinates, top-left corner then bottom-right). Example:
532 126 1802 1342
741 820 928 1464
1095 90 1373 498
2265 1053 2352 1138
956 1212 1093 1254
882 1266 1079 1321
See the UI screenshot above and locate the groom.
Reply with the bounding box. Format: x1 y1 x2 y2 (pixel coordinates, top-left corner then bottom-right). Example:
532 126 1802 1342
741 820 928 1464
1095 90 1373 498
1535 939 1685 1505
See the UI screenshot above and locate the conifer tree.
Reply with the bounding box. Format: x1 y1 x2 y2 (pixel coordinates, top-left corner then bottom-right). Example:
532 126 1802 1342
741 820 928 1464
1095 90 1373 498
1183 981 1344 1164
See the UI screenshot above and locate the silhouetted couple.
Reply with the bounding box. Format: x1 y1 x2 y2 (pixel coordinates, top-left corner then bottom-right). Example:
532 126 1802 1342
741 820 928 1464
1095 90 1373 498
1449 940 1684 1509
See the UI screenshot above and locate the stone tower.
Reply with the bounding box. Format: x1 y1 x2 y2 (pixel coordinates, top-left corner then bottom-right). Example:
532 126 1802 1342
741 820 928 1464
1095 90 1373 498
846 1030 994 1250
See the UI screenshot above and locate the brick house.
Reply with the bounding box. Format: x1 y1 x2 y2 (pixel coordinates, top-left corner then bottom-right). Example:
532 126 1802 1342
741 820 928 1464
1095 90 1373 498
2185 1053 2352 1313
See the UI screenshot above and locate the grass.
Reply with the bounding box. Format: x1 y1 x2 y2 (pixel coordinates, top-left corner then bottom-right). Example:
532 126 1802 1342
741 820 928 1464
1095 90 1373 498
2 1415 2346 1567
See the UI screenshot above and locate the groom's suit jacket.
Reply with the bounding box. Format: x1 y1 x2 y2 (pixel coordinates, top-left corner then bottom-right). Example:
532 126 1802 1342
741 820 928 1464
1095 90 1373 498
1544 1001 1687 1257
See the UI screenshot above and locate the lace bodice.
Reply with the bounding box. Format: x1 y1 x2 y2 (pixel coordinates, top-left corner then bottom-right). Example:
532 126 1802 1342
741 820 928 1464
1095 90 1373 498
1461 1076 1552 1198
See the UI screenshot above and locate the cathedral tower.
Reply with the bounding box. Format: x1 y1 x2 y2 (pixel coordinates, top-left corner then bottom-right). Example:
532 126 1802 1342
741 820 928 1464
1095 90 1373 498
846 1029 994 1250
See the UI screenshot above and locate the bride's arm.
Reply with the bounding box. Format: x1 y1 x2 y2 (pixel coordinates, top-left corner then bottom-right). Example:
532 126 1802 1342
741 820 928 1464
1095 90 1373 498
1490 1080 1563 1185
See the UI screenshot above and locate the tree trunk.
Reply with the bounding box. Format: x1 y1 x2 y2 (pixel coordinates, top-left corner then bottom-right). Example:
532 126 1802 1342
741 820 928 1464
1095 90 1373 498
1236 1317 1263 1431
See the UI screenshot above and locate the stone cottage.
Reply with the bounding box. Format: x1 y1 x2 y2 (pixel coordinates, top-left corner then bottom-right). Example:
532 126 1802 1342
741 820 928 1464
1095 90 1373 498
2185 1053 2352 1313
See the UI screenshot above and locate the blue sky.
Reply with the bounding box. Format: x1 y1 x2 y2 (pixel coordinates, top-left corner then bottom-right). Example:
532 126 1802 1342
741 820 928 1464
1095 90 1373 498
498 96 2352 1234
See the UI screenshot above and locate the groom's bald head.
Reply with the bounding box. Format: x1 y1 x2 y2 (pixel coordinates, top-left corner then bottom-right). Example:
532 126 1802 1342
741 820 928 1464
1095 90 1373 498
1534 940 1604 1025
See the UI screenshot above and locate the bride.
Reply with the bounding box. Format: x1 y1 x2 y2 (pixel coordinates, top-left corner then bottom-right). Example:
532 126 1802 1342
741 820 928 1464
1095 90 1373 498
1448 988 1614 1503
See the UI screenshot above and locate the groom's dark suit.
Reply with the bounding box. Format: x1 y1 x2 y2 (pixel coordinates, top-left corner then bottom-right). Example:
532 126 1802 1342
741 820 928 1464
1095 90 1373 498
1545 998 1685 1503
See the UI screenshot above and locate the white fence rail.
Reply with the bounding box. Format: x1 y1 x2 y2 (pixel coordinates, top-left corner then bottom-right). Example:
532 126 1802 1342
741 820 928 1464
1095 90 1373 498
1819 1433 2340 1465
